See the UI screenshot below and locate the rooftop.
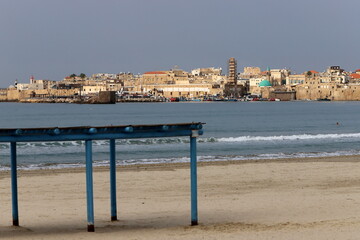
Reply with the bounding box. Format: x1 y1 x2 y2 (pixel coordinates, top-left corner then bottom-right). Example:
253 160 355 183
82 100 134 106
350 73 360 79
144 71 167 75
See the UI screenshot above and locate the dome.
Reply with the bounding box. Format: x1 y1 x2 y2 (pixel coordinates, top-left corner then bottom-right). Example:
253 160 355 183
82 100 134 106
258 80 272 87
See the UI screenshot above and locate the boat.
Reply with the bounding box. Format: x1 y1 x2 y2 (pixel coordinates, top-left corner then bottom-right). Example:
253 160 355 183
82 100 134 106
170 97 179 102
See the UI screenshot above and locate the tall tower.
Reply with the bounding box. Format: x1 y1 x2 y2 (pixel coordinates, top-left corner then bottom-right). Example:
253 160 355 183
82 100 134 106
228 57 237 84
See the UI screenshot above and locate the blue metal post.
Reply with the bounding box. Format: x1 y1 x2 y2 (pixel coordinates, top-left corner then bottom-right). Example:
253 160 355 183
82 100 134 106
109 139 117 221
85 140 95 232
10 142 19 226
190 135 198 225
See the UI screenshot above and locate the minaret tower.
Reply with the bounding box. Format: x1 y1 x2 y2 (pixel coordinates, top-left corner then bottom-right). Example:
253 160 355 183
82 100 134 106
228 57 237 84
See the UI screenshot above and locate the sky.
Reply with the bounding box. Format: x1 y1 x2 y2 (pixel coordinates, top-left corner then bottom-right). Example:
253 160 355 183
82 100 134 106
0 0 359 87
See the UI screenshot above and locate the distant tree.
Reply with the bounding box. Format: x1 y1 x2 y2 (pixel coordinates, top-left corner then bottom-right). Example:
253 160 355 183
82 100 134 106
70 74 77 78
79 73 86 79
306 71 312 77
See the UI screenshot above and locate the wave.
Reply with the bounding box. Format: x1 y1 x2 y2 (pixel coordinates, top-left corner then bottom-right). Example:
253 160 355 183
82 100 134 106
1 150 360 171
0 133 359 151
218 133 360 142
0 137 219 150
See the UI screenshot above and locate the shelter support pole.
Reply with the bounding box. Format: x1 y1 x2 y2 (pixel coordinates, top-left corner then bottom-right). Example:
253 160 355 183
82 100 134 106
85 140 95 232
10 142 19 226
110 139 117 221
190 133 198 226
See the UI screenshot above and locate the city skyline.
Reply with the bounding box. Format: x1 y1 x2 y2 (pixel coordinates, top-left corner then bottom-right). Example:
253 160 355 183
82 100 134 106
1 0 360 86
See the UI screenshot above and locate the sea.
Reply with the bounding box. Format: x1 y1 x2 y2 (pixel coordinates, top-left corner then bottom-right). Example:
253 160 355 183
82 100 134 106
1 101 360 171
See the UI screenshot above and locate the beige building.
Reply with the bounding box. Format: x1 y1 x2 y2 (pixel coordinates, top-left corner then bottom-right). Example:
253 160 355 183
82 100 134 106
142 83 221 98
191 67 222 76
243 67 261 76
317 66 349 84
349 73 360 84
81 82 123 95
141 69 190 85
16 78 56 91
286 74 305 86
269 69 290 86
142 71 171 84
82 85 107 95
91 73 117 79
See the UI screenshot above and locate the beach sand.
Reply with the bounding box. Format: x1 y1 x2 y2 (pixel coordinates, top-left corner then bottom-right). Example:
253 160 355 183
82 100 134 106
2 156 360 239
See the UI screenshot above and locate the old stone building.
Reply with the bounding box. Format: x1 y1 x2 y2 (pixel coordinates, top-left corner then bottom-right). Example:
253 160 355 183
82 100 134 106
286 74 305 86
243 67 261 76
348 73 360 84
191 67 222 76
315 66 349 84
296 82 360 101
141 69 190 85
269 69 290 86
142 83 222 99
295 68 360 100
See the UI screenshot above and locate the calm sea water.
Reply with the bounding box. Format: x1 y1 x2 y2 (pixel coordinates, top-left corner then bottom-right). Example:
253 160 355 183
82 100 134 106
1 101 360 170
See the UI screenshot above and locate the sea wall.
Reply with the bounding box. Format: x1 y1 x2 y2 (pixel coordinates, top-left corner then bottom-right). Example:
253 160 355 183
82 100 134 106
296 84 360 100
0 89 79 102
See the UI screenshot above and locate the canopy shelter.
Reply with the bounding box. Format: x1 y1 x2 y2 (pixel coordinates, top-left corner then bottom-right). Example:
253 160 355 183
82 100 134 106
0 122 204 232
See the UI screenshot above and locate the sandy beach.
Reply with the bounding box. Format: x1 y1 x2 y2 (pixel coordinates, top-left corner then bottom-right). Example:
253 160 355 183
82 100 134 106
2 156 360 239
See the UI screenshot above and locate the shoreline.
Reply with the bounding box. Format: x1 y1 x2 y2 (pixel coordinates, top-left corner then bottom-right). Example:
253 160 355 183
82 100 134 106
2 154 360 177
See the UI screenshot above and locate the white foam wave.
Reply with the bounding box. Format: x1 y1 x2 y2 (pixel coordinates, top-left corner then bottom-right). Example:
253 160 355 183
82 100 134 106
0 138 193 150
1 150 360 171
218 133 360 142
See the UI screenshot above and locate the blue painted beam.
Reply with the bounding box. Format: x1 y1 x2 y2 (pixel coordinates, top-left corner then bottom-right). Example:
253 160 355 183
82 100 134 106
0 123 202 135
0 129 203 143
10 142 19 226
85 140 95 232
109 139 117 221
190 135 198 226
0 123 203 142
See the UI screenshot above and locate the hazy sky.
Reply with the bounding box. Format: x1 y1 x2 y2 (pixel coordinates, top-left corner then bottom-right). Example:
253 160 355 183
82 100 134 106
1 0 359 86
